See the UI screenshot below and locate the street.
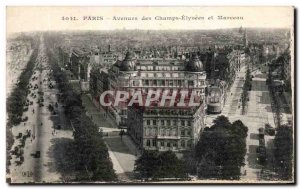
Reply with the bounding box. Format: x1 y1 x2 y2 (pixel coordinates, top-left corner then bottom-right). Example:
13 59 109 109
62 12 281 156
8 36 73 183
205 65 284 181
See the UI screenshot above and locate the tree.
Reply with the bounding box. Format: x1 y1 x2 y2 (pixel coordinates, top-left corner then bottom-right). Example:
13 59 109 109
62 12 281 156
134 150 160 179
198 151 220 178
134 150 186 180
211 115 231 130
196 116 248 180
155 151 186 179
274 125 293 180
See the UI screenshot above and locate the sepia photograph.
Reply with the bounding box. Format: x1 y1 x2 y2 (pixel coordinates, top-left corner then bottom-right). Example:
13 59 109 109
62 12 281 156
5 6 295 184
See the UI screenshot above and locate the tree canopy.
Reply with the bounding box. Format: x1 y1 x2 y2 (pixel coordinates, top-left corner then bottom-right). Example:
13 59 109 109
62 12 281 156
274 124 293 180
134 150 187 180
196 115 248 180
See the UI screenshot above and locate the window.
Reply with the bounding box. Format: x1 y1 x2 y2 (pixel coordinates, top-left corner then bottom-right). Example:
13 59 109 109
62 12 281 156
133 80 139 86
161 129 165 136
166 129 170 136
172 129 177 136
181 130 185 136
178 80 182 86
167 120 171 126
145 128 149 136
187 130 191 136
161 120 165 126
181 140 185 147
154 129 157 136
161 141 165 147
153 120 156 125
152 140 157 147
167 142 171 147
147 120 150 125
147 140 150 147
173 120 177 126
188 121 191 126
187 140 192 148
181 120 185 126
173 142 177 147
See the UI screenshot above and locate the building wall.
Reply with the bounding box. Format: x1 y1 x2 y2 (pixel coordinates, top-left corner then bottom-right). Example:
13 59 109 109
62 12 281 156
127 103 206 152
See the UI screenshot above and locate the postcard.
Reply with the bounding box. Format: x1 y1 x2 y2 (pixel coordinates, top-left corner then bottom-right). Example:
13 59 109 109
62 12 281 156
6 6 294 184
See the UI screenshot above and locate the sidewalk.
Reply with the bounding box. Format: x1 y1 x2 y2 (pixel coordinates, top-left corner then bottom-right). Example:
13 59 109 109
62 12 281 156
223 66 247 116
81 94 117 129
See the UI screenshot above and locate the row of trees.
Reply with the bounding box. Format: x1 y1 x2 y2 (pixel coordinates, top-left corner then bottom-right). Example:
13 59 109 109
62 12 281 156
195 116 248 180
241 68 252 114
274 125 293 180
45 37 117 181
6 37 38 175
134 150 187 180
7 49 38 126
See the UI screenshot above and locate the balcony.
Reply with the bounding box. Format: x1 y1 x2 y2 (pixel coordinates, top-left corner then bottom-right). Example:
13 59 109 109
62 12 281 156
156 135 180 140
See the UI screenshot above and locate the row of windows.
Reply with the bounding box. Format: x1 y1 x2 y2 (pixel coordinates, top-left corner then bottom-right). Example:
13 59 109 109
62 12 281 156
146 119 192 126
141 79 205 87
137 65 182 71
208 96 221 103
144 128 192 137
146 140 192 148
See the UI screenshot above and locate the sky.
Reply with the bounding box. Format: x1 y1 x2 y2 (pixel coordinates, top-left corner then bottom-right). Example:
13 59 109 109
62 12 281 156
6 6 294 34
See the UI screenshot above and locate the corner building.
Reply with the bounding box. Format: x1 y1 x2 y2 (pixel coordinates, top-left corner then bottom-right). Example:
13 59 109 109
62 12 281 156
108 52 207 151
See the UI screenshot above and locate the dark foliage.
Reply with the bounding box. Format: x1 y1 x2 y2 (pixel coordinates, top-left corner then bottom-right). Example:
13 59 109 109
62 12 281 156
274 125 293 180
196 116 248 180
7 49 38 126
134 151 187 180
241 68 251 114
